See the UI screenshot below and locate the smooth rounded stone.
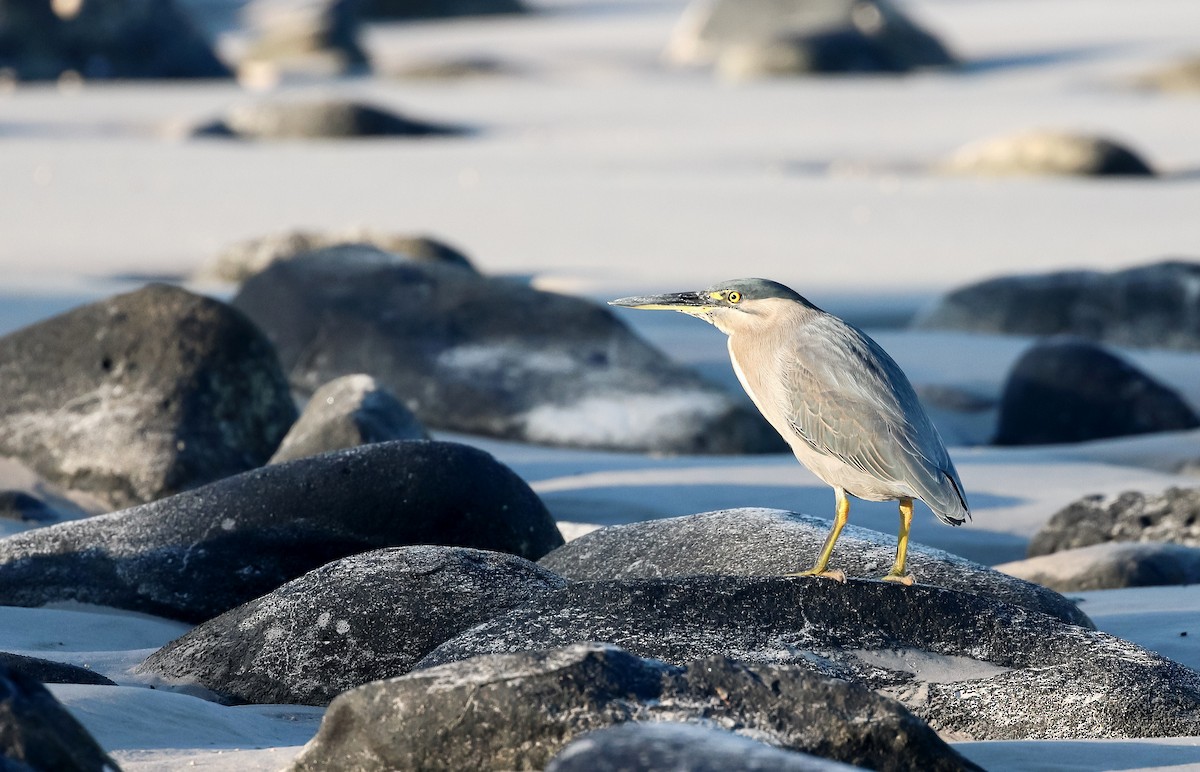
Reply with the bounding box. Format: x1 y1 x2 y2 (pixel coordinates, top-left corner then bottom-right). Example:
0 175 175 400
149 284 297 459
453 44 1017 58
0 662 119 772
0 652 115 686
0 440 562 623
941 130 1155 177
912 260 1200 350
417 576 1200 741
1028 487 1200 557
232 247 784 454
992 338 1199 446
389 55 515 80
239 0 368 78
538 508 1091 628
197 228 476 283
291 643 976 772
666 0 954 69
0 0 229 81
0 284 297 509
192 100 464 140
269 374 428 464
546 723 865 772
137 546 568 705
997 542 1200 592
364 0 524 19
0 491 65 524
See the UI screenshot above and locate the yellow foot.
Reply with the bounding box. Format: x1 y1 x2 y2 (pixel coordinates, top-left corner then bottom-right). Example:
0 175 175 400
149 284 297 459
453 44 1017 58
785 568 847 583
881 573 915 586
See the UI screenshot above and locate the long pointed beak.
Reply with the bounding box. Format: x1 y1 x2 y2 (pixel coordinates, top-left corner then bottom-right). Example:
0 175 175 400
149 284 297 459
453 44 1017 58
608 291 709 311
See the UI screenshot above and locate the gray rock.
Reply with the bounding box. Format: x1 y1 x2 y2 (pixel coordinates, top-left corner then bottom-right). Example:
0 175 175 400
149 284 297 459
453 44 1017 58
0 661 119 771
193 100 464 140
0 0 229 81
546 722 865 772
291 643 976 772
998 541 1200 592
993 338 1198 445
269 374 428 464
0 652 115 686
0 440 562 623
667 0 954 72
538 508 1091 627
0 283 297 509
913 260 1200 351
942 130 1155 176
137 546 567 705
417 576 1200 740
364 0 524 20
1028 486 1200 557
198 228 476 283
240 0 367 77
231 247 784 454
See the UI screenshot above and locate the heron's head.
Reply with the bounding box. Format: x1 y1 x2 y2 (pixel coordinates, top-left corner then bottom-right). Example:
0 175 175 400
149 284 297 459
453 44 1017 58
609 278 815 335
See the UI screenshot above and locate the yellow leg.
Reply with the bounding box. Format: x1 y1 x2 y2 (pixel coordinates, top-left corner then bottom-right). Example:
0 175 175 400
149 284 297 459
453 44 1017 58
882 497 915 586
788 488 849 582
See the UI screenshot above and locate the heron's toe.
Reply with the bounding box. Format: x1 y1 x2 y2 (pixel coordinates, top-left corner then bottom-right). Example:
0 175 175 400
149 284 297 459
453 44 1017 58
787 568 847 583
881 572 915 586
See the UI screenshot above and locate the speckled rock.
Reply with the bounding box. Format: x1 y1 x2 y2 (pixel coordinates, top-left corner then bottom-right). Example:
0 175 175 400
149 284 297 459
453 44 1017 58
546 722 865 772
993 338 1198 445
137 547 567 705
912 261 1200 350
538 508 1091 627
417 576 1200 740
232 247 784 454
667 0 954 71
0 652 115 686
269 374 428 464
193 100 464 140
291 644 976 772
1029 487 1200 556
0 662 119 771
0 284 297 509
998 541 1200 592
942 130 1155 176
0 0 230 81
0 441 562 623
198 229 476 283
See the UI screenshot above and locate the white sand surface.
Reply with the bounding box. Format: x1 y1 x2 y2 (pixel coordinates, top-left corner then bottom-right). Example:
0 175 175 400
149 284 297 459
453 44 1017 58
2 0 1200 769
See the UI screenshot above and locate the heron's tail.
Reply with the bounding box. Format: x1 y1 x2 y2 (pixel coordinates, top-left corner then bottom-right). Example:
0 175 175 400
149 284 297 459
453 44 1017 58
932 471 971 526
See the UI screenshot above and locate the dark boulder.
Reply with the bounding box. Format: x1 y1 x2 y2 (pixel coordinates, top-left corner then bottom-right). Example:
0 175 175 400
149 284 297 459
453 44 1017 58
269 374 428 464
363 0 525 20
998 541 1200 592
1028 486 1200 557
545 722 864 772
0 491 66 524
231 247 784 453
912 260 1200 350
0 284 297 509
137 546 567 705
193 100 465 140
538 508 1091 627
0 662 119 772
0 0 230 81
992 338 1198 445
0 652 115 686
0 441 562 623
290 643 975 772
418 576 1200 740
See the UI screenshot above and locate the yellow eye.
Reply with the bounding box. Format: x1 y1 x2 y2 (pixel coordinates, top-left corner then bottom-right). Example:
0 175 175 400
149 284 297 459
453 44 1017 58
727 291 742 304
